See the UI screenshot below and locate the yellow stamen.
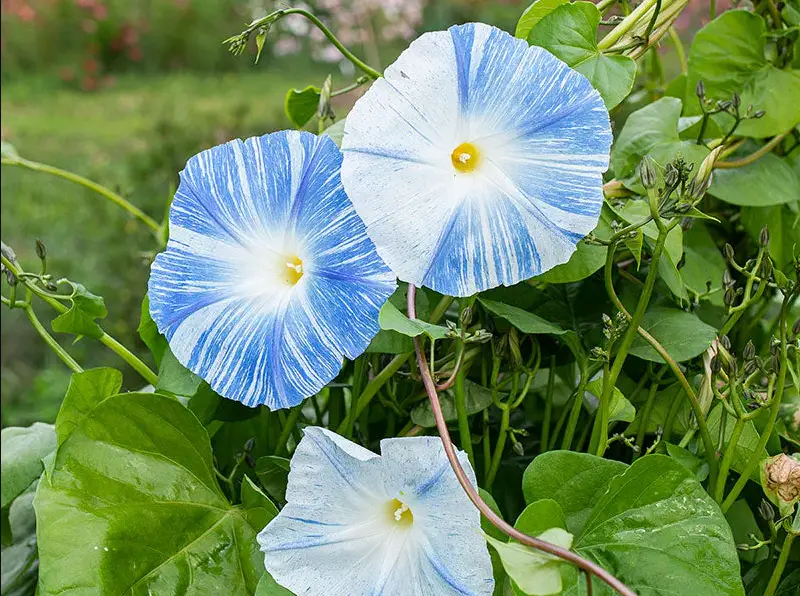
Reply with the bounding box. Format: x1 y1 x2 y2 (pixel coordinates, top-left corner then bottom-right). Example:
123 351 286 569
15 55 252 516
450 142 481 173
283 255 304 285
387 498 414 527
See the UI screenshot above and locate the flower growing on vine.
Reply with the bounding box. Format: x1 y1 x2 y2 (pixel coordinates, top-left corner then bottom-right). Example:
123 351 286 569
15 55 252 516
341 23 612 297
148 131 396 409
258 427 494 595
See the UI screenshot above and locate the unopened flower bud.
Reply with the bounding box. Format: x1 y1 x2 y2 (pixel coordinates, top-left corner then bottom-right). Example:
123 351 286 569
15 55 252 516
743 340 756 361
602 313 613 328
695 80 705 99
743 359 759 376
731 93 741 109
759 226 770 247
792 318 800 337
710 355 721 374
244 437 256 453
460 306 473 326
720 335 732 351
753 110 765 119
512 441 524 457
764 454 800 504
639 157 657 189
723 244 735 262
245 454 256 468
724 287 736 306
4 269 17 286
664 166 680 188
758 498 775 521
35 238 47 260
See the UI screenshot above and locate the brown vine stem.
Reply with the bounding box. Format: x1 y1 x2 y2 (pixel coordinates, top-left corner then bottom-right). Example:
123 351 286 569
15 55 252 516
407 284 636 596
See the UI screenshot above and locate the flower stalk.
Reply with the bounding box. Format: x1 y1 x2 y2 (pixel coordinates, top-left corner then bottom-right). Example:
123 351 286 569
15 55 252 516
408 284 636 596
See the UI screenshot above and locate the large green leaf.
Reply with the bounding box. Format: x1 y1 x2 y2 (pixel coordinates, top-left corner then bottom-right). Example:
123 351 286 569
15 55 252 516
157 345 204 396
138 294 167 366
685 10 800 138
711 153 800 206
378 301 450 341
514 499 567 537
485 528 573 596
255 572 293 596
533 209 613 284
478 298 566 335
681 222 726 305
1 483 38 596
411 380 495 427
522 451 627 535
528 2 636 108
740 205 800 270
584 378 636 424
35 391 269 595
54 368 122 451
1 423 56 508
515 0 569 39
610 97 710 190
572 455 744 595
255 455 291 503
629 307 718 363
707 404 766 479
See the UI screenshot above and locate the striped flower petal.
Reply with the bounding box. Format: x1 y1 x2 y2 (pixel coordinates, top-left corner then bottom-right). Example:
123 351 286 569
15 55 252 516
258 427 493 595
148 131 396 409
341 22 612 297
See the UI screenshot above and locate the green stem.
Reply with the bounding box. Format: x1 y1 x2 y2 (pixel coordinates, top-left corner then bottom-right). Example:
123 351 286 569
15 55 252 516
2 157 161 236
721 291 796 513
561 362 590 450
454 365 475 468
597 232 666 455
486 406 510 490
99 332 159 386
236 9 382 79
482 409 491 484
603 238 718 484
668 27 687 74
710 0 716 20
23 300 83 374
636 379 660 457
336 354 409 434
276 405 302 456
540 357 556 454
598 0 659 49
764 532 795 596
714 416 744 503
597 0 618 12
2 254 158 385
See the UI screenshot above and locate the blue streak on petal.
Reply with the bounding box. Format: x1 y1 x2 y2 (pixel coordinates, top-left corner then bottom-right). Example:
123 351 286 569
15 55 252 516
449 23 474 112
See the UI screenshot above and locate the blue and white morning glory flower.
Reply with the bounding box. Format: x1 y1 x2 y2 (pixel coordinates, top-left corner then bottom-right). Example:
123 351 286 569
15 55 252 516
148 131 396 409
341 23 612 297
258 427 494 595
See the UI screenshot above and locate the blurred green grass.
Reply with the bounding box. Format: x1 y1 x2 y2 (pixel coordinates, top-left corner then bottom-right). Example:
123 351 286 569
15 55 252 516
0 69 318 426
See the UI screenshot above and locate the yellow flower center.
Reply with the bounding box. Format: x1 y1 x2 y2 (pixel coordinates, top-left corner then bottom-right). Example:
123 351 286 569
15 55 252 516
387 498 414 527
282 255 304 286
450 142 481 173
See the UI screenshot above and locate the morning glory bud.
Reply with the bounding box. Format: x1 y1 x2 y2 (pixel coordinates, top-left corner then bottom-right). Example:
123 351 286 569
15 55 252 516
639 157 657 189
695 80 705 99
35 238 47 260
743 340 756 361
759 226 770 247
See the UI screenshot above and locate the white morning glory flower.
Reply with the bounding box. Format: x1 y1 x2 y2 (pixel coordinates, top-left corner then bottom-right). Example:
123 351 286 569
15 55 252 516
341 22 612 297
258 427 494 595
148 131 396 409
